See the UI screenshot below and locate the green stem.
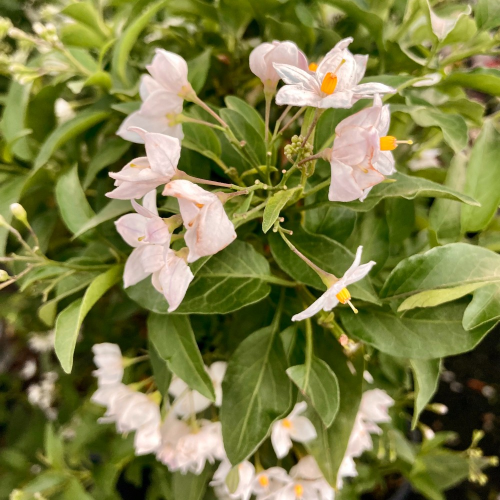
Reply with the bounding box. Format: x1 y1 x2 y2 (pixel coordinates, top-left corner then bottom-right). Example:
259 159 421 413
263 275 297 287
301 108 322 147
273 105 292 136
278 107 306 136
305 317 313 375
190 94 230 129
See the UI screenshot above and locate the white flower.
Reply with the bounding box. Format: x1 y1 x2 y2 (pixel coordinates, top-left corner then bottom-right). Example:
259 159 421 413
212 460 256 500
271 402 317 459
28 331 55 352
20 360 37 380
249 41 308 91
273 38 395 109
156 413 191 469
107 128 181 200
328 94 411 203
27 372 58 420
162 180 237 263
146 49 192 97
292 246 375 322
92 343 124 386
54 98 75 123
252 467 290 498
428 2 471 41
117 75 184 143
169 362 227 417
413 73 442 87
407 148 441 171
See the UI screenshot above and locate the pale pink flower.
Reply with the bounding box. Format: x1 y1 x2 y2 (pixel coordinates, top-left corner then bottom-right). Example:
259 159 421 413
274 38 395 109
107 128 181 200
250 41 308 91
271 402 317 459
328 94 407 202
162 180 236 263
292 246 375 322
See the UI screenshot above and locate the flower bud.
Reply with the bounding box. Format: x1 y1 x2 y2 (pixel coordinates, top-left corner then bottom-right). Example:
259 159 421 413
429 403 448 415
32 22 58 44
10 203 28 226
0 17 12 40
0 270 10 282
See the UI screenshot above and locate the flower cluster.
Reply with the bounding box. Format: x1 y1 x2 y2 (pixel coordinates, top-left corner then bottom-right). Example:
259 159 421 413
91 344 394 499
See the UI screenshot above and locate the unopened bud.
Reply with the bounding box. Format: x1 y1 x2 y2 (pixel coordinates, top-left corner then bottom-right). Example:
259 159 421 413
10 203 28 225
0 17 12 40
0 270 10 282
32 22 58 44
429 403 448 415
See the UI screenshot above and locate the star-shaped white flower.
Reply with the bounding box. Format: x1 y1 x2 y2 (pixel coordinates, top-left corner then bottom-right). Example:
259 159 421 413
273 38 395 109
271 402 317 459
292 246 375 322
212 460 256 500
107 128 181 200
162 180 237 263
250 40 308 91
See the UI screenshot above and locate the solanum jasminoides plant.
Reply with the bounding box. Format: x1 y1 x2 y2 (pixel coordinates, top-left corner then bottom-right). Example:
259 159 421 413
1 0 500 499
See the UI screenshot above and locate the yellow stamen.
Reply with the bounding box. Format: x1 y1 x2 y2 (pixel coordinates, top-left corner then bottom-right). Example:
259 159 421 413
320 59 346 95
282 418 293 429
258 475 269 487
309 62 318 71
195 203 204 208
336 287 351 304
294 484 304 498
380 136 413 151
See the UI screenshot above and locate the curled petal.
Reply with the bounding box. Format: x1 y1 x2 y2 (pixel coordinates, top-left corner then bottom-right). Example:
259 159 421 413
292 293 328 322
123 246 149 288
158 250 194 312
275 85 322 107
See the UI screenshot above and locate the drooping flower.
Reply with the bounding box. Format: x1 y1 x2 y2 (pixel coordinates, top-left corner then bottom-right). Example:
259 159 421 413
271 402 317 459
252 467 290 498
117 75 184 143
169 362 227 417
92 343 124 386
212 460 256 500
107 128 181 200
292 246 375 322
162 180 237 263
328 94 411 202
273 38 395 109
249 41 308 91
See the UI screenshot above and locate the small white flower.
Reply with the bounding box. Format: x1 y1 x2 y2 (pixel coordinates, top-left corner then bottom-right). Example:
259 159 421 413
156 413 191 469
28 331 55 353
20 360 37 380
162 180 237 263
274 37 395 109
54 98 75 123
169 362 227 417
252 467 290 498
271 402 317 459
92 343 124 386
292 246 375 322
107 128 181 200
407 148 441 171
27 372 58 420
212 460 256 500
249 41 308 91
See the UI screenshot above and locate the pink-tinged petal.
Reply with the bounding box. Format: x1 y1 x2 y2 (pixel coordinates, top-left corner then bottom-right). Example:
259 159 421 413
134 425 161 455
107 176 161 200
353 54 368 84
146 218 171 245
140 89 183 117
140 244 165 274
249 42 275 82
359 186 373 202
146 49 189 94
291 293 329 321
263 41 308 84
142 190 158 216
143 132 181 178
319 90 355 109
124 247 150 287
273 63 319 92
139 75 163 100
289 416 317 443
352 82 396 97
375 150 395 175
184 199 236 263
275 85 322 107
332 128 372 165
158 250 194 312
116 112 147 143
163 179 215 205
328 158 365 202
109 156 150 181
117 112 183 142
115 213 147 247
335 106 381 134
377 104 391 136
351 164 385 191
332 36 354 52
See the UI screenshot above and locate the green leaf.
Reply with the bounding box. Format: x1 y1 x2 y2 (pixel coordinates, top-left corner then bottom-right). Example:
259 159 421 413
461 120 500 232
262 187 300 233
20 471 68 495
83 137 130 189
463 284 500 330
55 166 96 235
429 153 467 244
187 49 212 94
339 300 496 359
444 69 500 96
306 330 364 486
305 204 357 243
147 313 214 401
269 225 379 304
45 424 65 470
225 96 266 137
148 340 172 398
72 199 131 239
60 23 106 48
55 265 122 373
127 240 273 314
61 2 109 37
475 0 500 30
220 326 292 464
287 355 340 427
34 109 110 172
172 464 215 500
111 0 168 85
417 450 470 491
381 243 500 305
182 122 222 158
220 108 266 165
0 175 27 256
410 359 441 429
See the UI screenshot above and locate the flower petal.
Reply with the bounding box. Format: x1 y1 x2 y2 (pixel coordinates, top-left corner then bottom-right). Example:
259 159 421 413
115 213 147 247
143 132 181 178
147 49 189 94
328 158 365 202
292 293 329 321
275 85 322 107
123 246 149 287
271 421 293 459
158 250 194 312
